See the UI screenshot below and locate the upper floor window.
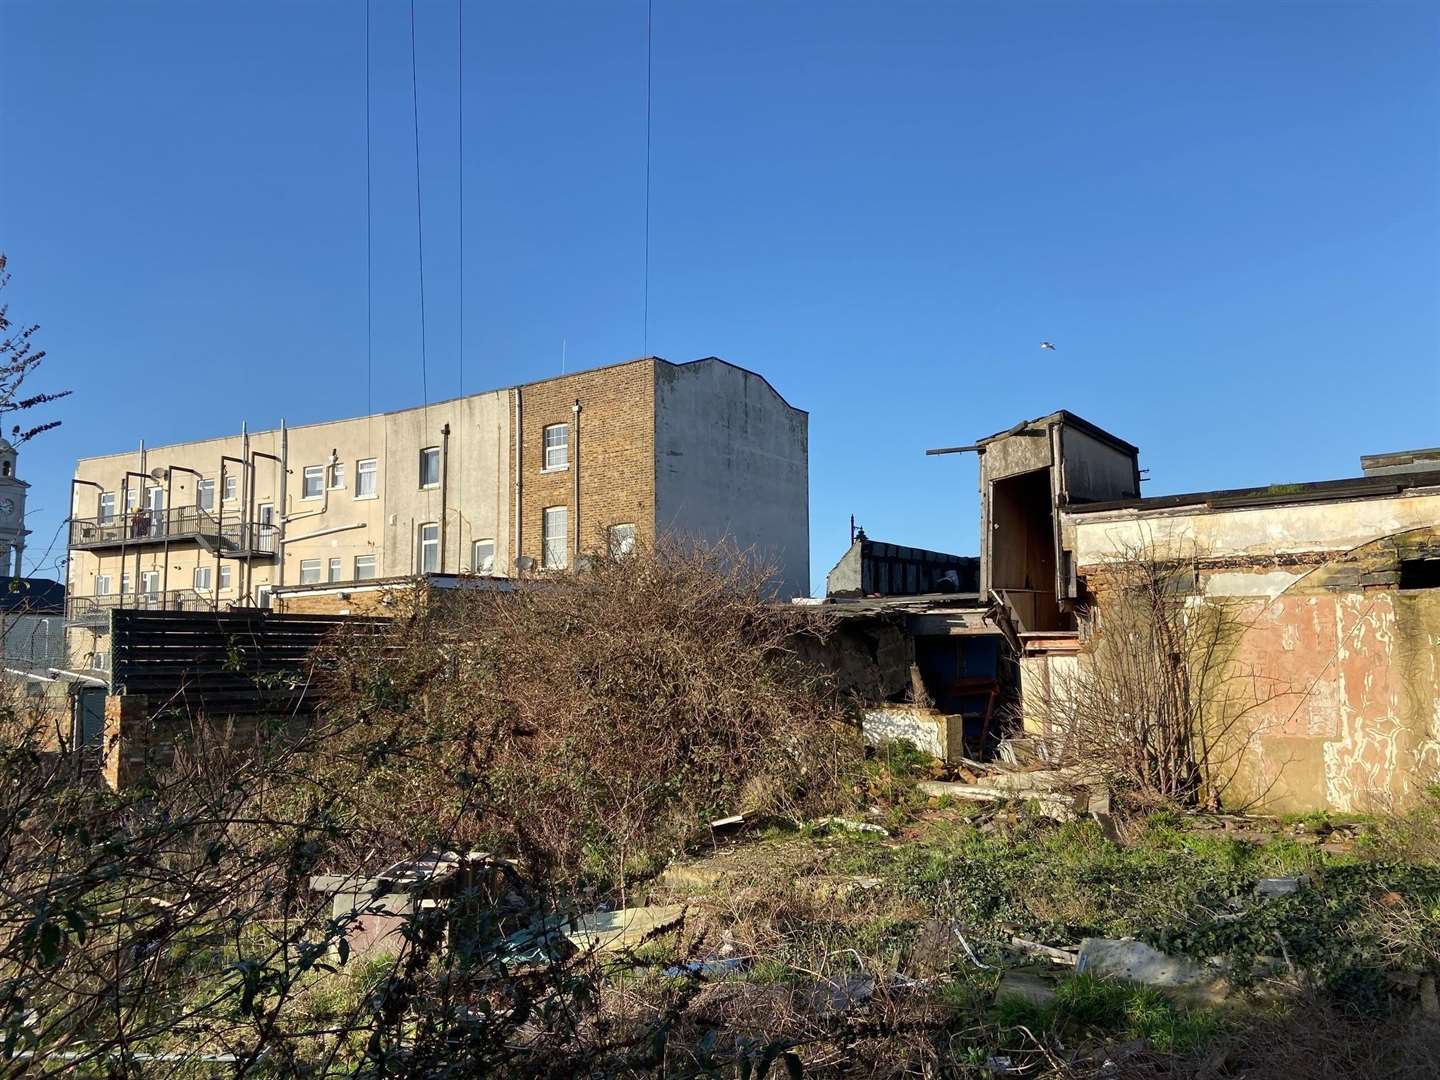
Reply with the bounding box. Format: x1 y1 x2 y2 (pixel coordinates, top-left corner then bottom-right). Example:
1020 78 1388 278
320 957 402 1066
223 472 238 502
302 466 325 499
197 478 215 512
329 557 342 582
542 506 568 570
95 574 112 596
543 424 569 470
194 565 213 591
219 564 233 590
419 447 440 489
608 523 637 558
299 559 323 585
355 554 378 580
418 523 440 573
356 458 378 498
98 492 116 523
472 539 495 574
329 461 346 490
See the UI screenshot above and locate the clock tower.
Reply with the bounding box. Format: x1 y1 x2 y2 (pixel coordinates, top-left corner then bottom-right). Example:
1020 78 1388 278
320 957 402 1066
0 439 30 578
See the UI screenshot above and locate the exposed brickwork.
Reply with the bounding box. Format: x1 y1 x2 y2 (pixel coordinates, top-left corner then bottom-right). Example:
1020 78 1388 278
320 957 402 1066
515 360 656 568
275 587 400 616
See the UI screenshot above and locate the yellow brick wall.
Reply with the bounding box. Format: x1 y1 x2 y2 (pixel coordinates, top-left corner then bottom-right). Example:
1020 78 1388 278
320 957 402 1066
516 360 656 567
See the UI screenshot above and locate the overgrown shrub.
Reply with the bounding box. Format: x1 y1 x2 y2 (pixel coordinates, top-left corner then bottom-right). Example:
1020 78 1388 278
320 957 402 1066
318 537 858 885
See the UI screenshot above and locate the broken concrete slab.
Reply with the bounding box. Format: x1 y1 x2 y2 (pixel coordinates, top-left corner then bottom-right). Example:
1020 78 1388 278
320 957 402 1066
1076 938 1230 1006
565 904 685 952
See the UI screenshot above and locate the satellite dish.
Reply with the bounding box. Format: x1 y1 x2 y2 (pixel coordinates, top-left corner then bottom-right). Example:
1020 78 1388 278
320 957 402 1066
149 467 167 481
514 556 535 573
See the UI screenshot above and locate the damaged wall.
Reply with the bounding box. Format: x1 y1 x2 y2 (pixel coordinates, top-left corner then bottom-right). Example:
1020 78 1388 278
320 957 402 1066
1038 490 1440 812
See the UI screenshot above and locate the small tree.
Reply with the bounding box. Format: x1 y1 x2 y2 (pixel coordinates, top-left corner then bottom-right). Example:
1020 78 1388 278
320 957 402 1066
1025 538 1287 808
0 253 70 445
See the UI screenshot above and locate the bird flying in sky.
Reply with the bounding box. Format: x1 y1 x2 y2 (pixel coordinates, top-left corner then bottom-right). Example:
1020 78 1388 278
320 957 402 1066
1040 341 1056 350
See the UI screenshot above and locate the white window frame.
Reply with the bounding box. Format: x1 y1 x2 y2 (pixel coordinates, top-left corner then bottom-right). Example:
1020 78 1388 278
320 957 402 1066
419 447 440 489
302 466 325 500
194 565 213 591
354 554 378 581
328 461 346 490
98 492 116 522
356 458 378 499
542 506 568 570
299 559 323 585
608 523 637 558
146 486 164 514
121 573 131 596
223 472 238 502
471 538 495 574
95 574 112 597
140 570 160 596
328 557 342 583
219 564 233 590
258 503 275 525
256 585 273 610
196 478 215 512
418 523 440 574
542 424 569 471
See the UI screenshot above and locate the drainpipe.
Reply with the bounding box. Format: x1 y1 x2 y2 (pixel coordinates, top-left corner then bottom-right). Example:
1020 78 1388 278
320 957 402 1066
276 421 288 592
68 479 102 618
250 449 281 604
122 469 151 607
512 389 523 574
220 454 247 610
163 465 203 609
440 422 451 573
571 399 581 560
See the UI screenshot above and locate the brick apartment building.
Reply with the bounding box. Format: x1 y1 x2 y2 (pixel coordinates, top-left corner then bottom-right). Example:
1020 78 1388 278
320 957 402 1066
64 356 809 674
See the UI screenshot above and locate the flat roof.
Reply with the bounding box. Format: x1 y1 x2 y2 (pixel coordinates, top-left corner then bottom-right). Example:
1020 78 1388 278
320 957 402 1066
1068 467 1440 516
76 355 805 464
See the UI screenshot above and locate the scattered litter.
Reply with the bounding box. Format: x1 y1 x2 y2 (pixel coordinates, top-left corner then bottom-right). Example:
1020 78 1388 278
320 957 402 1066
984 1055 1014 1074
814 816 890 836
805 974 875 1017
664 956 749 978
1255 876 1304 899
709 814 745 830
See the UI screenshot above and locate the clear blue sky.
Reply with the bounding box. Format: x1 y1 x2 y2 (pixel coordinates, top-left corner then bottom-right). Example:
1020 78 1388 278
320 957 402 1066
3 1 1437 593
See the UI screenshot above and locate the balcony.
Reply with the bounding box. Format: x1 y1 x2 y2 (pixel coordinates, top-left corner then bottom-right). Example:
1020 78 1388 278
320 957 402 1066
69 509 277 558
67 590 215 627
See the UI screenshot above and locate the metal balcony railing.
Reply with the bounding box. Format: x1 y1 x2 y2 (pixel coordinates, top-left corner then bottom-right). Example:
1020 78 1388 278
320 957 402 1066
66 589 214 625
69 509 278 557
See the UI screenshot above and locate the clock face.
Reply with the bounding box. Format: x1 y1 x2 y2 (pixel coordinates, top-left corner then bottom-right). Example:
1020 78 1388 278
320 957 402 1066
0 498 15 518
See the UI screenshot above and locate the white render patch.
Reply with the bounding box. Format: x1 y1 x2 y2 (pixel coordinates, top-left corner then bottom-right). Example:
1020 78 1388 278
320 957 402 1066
864 705 946 759
1203 570 1306 598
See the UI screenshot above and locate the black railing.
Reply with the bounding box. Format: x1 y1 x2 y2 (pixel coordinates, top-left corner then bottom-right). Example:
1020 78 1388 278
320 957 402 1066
70 507 219 549
66 589 214 624
69 509 278 556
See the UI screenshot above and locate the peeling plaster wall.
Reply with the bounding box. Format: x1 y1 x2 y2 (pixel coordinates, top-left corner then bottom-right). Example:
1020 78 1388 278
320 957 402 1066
1055 493 1440 812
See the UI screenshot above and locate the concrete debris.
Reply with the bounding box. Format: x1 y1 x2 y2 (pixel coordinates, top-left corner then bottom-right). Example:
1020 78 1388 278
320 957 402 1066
565 904 685 952
1255 877 1305 899
814 816 890 836
1008 935 1079 966
1076 938 1231 1006
994 971 1058 1008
